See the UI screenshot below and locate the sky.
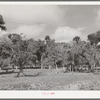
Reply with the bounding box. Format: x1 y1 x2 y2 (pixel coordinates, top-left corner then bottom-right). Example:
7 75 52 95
0 5 100 42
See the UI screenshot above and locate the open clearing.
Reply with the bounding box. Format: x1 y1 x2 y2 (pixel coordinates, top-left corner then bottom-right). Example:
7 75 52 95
0 69 100 90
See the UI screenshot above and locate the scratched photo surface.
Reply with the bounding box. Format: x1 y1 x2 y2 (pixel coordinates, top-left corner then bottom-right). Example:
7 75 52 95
0 5 100 90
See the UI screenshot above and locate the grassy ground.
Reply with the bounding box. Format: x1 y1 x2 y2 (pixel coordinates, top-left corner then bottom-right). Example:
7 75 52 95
0 68 100 90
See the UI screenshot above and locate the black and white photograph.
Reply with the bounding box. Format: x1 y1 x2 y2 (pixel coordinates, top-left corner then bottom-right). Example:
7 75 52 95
0 2 100 94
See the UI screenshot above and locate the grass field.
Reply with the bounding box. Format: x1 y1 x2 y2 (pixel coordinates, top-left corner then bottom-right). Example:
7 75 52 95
0 68 100 90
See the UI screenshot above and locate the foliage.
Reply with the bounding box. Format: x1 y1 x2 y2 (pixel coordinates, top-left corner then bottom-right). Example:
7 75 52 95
1 14 100 75
0 15 7 31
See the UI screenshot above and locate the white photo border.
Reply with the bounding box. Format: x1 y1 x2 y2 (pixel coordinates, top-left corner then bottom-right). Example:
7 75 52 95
0 1 100 99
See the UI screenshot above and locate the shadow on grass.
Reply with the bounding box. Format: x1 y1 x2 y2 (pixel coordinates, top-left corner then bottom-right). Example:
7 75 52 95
25 72 42 77
15 73 41 78
0 71 17 75
25 74 39 77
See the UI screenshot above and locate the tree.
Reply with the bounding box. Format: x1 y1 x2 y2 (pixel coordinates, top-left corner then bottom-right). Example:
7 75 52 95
45 35 51 45
35 39 46 68
0 34 14 72
44 36 58 69
0 15 11 72
8 33 29 76
73 36 80 44
87 31 100 71
87 31 100 45
27 39 39 67
83 42 97 72
43 35 65 69
0 15 7 31
67 38 88 72
27 38 46 68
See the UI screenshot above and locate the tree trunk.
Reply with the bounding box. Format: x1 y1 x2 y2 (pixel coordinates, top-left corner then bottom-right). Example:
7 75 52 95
35 61 36 68
65 66 68 72
17 67 24 77
70 65 71 72
55 63 58 69
49 65 50 69
40 55 43 69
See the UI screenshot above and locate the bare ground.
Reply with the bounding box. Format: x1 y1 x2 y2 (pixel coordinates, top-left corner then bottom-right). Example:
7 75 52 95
0 69 100 90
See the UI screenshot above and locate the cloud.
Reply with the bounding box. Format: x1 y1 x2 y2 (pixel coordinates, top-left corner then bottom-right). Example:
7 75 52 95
0 5 66 40
0 29 11 43
0 30 7 36
10 24 46 40
52 27 86 42
0 5 88 42
10 25 87 42
0 5 65 26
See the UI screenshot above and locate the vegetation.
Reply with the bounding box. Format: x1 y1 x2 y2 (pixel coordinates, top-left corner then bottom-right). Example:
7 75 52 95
0 15 100 76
